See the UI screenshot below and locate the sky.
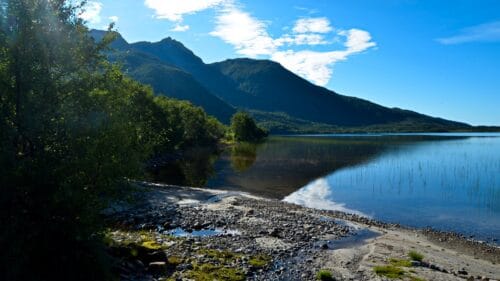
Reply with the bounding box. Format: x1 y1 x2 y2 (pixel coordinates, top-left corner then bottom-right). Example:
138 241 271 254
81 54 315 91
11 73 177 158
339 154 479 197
80 0 500 126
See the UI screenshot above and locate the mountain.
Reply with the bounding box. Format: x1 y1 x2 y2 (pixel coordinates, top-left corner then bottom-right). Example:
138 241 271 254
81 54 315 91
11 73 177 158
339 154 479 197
91 30 473 132
210 59 470 129
90 30 236 123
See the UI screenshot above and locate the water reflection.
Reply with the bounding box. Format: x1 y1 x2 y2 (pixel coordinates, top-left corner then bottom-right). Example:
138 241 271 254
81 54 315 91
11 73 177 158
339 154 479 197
150 147 219 187
230 142 258 172
152 133 500 241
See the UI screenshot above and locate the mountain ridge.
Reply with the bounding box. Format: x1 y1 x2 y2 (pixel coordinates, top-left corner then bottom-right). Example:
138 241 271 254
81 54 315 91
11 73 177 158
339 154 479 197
91 29 476 132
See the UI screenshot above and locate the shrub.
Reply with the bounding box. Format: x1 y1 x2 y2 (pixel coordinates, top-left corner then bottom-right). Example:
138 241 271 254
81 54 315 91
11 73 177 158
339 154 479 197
317 269 335 281
374 265 406 279
408 251 424 262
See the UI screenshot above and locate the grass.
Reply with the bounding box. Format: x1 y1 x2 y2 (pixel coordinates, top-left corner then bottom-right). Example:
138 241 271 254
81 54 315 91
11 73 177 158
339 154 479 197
248 254 271 268
141 240 162 250
197 249 243 262
316 269 335 281
408 251 424 262
167 256 183 266
184 263 245 281
389 258 413 267
373 265 406 279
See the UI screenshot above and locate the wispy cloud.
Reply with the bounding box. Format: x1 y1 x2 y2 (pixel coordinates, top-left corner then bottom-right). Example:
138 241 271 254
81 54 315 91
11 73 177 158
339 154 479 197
293 17 333 34
272 29 376 85
437 21 500 45
171 24 190 32
144 0 227 22
109 16 119 23
79 1 103 24
275 33 328 46
210 3 277 57
143 0 376 86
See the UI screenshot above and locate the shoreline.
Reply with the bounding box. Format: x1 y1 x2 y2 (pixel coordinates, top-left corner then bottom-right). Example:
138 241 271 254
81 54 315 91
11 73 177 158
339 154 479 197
105 182 500 280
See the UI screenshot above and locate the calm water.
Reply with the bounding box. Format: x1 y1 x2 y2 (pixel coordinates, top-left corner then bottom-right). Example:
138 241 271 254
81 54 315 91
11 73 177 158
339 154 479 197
154 133 500 243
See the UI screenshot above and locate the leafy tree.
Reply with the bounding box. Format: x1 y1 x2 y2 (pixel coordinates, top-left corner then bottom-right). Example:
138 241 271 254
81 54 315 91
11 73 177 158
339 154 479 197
0 1 227 280
230 111 267 142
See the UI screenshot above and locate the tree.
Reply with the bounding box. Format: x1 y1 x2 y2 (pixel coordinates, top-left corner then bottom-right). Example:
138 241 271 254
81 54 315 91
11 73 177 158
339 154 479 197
0 1 227 280
230 111 267 142
0 1 154 280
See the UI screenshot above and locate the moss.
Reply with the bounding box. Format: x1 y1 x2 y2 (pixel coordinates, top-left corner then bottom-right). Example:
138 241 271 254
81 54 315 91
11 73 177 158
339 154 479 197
198 249 243 263
408 251 424 262
248 254 271 268
167 256 183 266
185 263 245 281
373 265 406 279
141 240 162 250
317 269 335 281
389 258 413 267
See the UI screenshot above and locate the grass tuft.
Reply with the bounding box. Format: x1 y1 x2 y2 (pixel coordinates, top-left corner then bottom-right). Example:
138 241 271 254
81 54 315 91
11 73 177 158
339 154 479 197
389 258 413 267
373 265 405 279
248 254 271 268
317 269 335 281
185 263 245 281
408 251 424 262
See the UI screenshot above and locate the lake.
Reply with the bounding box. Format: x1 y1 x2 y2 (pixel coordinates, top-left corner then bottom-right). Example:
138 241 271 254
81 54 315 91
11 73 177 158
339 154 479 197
153 133 500 243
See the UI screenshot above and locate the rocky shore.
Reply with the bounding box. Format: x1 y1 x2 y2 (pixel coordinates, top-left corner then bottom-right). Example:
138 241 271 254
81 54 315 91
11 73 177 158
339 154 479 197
103 182 500 281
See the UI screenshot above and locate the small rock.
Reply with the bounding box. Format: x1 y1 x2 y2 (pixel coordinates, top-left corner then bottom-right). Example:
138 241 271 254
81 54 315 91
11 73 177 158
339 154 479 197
458 270 468 275
148 261 166 274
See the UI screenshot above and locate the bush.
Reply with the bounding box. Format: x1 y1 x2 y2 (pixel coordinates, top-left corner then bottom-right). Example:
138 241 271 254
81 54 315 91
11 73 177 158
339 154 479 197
317 269 335 281
408 251 424 262
230 111 267 142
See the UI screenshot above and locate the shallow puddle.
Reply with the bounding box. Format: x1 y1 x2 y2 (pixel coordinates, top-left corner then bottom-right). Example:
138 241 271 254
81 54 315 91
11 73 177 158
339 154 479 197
165 227 240 237
316 226 380 250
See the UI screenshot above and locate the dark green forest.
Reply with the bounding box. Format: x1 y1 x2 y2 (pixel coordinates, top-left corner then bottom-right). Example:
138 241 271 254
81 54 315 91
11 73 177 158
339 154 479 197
0 1 260 280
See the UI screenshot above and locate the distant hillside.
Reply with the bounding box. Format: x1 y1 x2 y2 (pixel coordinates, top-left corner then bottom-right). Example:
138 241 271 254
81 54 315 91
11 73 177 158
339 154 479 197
91 29 475 133
211 59 469 129
90 30 236 123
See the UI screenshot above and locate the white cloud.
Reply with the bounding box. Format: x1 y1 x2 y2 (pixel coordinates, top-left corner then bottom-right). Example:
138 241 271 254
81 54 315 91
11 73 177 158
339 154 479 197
109 16 119 23
437 21 500 44
144 0 226 22
293 17 333 34
272 29 376 86
171 24 190 32
79 1 103 24
272 50 347 86
341 28 377 52
143 0 376 86
210 4 277 57
275 33 328 46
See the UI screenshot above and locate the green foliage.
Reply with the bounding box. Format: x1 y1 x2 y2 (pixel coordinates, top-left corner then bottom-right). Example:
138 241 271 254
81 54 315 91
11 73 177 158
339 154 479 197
230 111 267 142
230 142 258 172
248 254 271 268
373 265 406 279
185 263 245 281
317 269 335 281
408 251 424 262
389 258 413 267
0 1 226 280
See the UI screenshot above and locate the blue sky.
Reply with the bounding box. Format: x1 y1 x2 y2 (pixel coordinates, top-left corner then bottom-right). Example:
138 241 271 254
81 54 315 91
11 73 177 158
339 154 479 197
80 0 500 126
